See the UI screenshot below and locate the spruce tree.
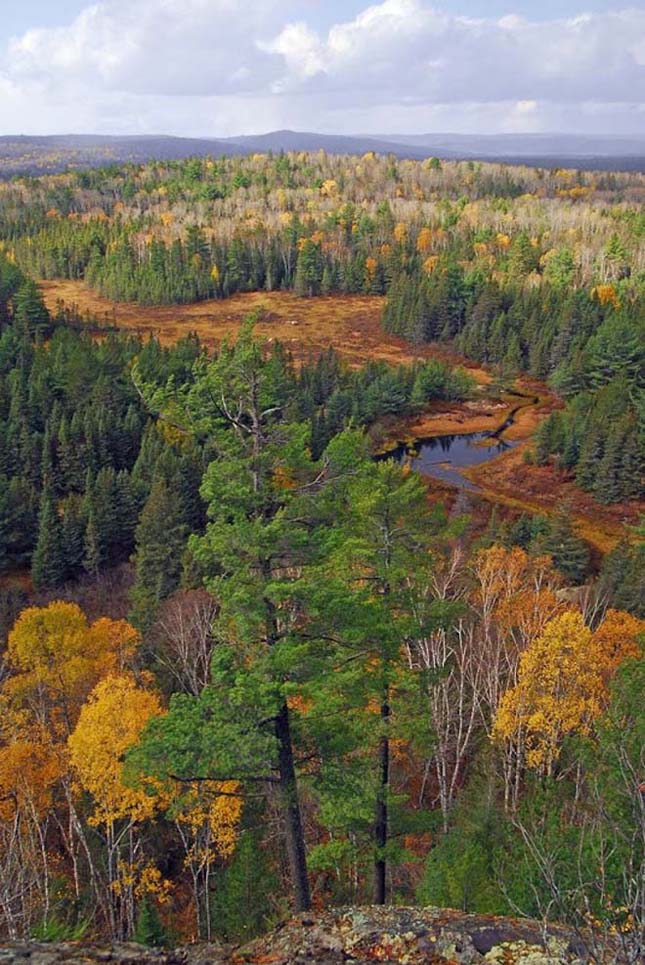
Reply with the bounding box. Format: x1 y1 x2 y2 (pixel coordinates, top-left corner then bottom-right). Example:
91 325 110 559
13 279 51 339
130 477 186 630
31 489 65 590
544 506 590 584
61 494 86 580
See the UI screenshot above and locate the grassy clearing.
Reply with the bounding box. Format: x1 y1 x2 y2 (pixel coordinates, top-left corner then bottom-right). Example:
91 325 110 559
40 279 489 378
464 445 641 553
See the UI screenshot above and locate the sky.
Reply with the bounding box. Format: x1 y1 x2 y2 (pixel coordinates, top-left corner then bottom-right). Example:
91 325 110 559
0 0 643 137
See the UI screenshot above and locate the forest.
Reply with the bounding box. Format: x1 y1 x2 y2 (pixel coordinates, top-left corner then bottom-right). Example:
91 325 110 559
0 151 643 956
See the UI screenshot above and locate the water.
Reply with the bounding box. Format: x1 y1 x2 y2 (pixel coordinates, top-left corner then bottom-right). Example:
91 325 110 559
385 431 518 490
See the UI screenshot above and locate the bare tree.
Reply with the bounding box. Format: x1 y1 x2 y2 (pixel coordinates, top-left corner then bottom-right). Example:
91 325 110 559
150 588 220 695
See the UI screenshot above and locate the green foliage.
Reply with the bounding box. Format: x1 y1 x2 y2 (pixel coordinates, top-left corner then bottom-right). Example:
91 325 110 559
130 477 187 630
31 917 89 942
13 279 52 338
134 899 169 947
31 489 65 590
541 505 590 584
598 528 645 617
210 828 280 941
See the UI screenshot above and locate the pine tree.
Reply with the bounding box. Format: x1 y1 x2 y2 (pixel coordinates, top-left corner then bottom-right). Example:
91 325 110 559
83 510 102 577
294 240 322 297
595 421 626 504
61 494 86 580
13 279 51 339
543 507 590 584
576 428 604 491
31 489 65 590
130 477 187 630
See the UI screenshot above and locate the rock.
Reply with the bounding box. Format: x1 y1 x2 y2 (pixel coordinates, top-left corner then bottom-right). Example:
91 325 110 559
232 906 608 964
0 908 620 964
0 941 214 965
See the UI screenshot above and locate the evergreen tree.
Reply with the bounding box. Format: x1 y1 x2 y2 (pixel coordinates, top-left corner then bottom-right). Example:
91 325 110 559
13 279 51 339
543 506 590 584
31 488 65 590
294 239 322 297
130 477 187 630
61 494 86 580
134 899 168 947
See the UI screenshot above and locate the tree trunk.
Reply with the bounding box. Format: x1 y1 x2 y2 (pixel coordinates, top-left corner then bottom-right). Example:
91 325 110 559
373 692 390 905
275 700 311 912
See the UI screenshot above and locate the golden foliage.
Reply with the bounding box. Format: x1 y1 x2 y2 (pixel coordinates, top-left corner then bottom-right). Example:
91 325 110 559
492 608 640 771
4 602 139 741
416 227 433 254
320 179 338 197
68 673 163 826
591 283 620 309
0 741 63 821
423 255 439 274
393 222 407 245
172 783 242 861
592 608 644 678
272 465 296 490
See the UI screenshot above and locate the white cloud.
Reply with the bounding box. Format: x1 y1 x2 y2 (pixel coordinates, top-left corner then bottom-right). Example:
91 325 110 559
7 0 283 96
268 1 645 104
0 0 643 135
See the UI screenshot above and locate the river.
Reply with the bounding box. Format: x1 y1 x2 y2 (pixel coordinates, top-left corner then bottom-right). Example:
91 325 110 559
383 392 538 491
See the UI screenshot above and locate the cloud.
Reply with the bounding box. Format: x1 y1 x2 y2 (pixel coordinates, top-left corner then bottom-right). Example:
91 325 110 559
267 1 645 104
0 0 644 135
7 0 284 96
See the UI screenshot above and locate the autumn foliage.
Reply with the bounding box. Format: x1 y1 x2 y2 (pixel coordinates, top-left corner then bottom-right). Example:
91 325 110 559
0 602 242 942
493 608 644 772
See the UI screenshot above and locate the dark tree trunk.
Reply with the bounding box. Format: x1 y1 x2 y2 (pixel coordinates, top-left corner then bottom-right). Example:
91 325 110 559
373 692 390 905
275 700 311 912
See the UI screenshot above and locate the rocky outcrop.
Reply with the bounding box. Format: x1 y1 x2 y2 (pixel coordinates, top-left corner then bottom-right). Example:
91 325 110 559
230 906 598 964
0 906 617 964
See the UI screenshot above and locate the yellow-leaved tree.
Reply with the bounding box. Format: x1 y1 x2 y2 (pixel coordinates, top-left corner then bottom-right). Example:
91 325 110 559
0 602 141 937
4 602 139 742
68 673 164 940
492 609 644 778
168 782 242 940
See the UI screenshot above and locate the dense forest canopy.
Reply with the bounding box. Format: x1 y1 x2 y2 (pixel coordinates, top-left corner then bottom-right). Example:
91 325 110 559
0 151 643 954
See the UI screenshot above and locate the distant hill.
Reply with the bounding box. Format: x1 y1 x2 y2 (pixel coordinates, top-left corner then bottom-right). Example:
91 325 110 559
373 132 645 158
1 130 644 177
0 134 243 176
218 129 437 160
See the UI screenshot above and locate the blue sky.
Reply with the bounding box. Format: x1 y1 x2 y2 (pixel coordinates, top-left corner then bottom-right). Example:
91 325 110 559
0 1 643 136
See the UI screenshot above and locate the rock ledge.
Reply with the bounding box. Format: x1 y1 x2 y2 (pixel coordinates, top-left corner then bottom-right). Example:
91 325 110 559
0 906 614 965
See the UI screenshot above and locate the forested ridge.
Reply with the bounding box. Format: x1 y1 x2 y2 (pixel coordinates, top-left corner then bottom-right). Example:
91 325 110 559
0 152 643 955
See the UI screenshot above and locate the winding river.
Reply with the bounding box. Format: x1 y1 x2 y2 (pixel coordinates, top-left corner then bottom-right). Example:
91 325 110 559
384 392 538 491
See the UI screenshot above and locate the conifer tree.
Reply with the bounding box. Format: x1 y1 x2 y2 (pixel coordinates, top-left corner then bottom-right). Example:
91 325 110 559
13 279 51 339
134 324 323 913
543 506 590 584
31 488 65 590
130 477 187 630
